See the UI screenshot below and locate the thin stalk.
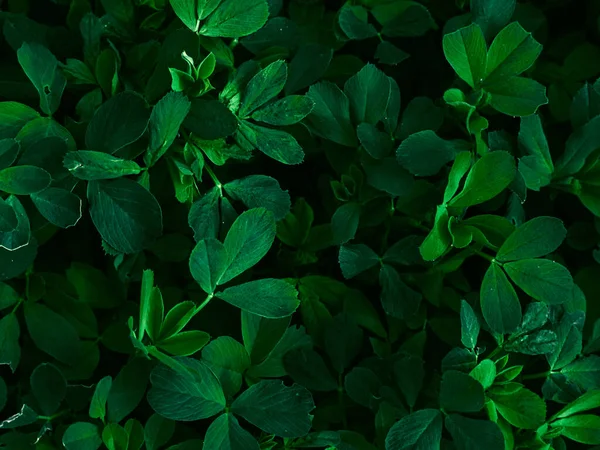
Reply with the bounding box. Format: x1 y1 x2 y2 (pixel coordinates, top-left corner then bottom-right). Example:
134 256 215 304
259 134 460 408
522 370 551 381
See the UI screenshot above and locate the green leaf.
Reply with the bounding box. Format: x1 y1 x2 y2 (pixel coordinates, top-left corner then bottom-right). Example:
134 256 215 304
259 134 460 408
202 336 251 397
220 207 276 283
305 81 357 147
24 302 81 365
324 314 363 374
496 216 566 262
480 263 522 334
518 114 553 190
216 278 299 318
419 206 451 261
30 363 66 415
31 188 82 228
512 301 549 336
562 356 600 390
469 359 496 389
394 355 425 408
471 0 516 41
0 102 39 140
250 95 314 126
444 414 504 450
448 151 516 208
484 22 542 85
376 41 410 66
200 0 269 38
440 370 485 413
442 24 487 89
231 380 314 438
204 412 260 450
285 44 333 95
0 139 20 171
397 131 460 176
183 99 238 141
0 282 19 311
372 2 433 37
331 202 361 245
139 269 155 343
147 358 226 421
344 64 391 125
384 409 442 450
169 0 200 31
0 404 39 429
555 115 600 177
239 60 287 118
397 97 445 140
190 238 228 294
89 376 112 422
158 330 211 356
460 300 480 349
107 358 150 423
85 91 150 154
62 422 102 450
0 196 30 251
188 188 220 242
362 157 414 196
87 178 163 254
339 244 380 279
146 91 191 167
159 302 196 341
0 313 20 372
146 287 164 343
242 312 290 364
489 386 546 429
0 165 51 195
551 415 600 445
339 5 378 40
238 121 304 165
102 423 128 450
284 348 338 392
487 76 548 117
547 311 584 370
357 123 394 159
17 43 66 115
504 259 574 305
554 390 600 419
223 175 291 221
144 414 175 450
380 264 421 319
444 152 472 204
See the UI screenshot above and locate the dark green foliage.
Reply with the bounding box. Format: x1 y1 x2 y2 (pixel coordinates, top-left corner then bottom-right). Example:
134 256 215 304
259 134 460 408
1 0 600 449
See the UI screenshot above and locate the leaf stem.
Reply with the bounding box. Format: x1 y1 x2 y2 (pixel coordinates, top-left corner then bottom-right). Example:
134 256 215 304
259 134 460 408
204 164 223 195
522 370 551 380
473 248 496 263
38 410 68 421
193 293 214 316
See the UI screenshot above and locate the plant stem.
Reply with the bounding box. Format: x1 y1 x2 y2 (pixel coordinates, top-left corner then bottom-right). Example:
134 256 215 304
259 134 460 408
473 248 496 263
204 164 223 195
522 370 551 380
193 293 214 316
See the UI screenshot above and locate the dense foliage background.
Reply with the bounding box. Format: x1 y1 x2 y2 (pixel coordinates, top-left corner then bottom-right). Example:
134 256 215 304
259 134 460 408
2 0 600 449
